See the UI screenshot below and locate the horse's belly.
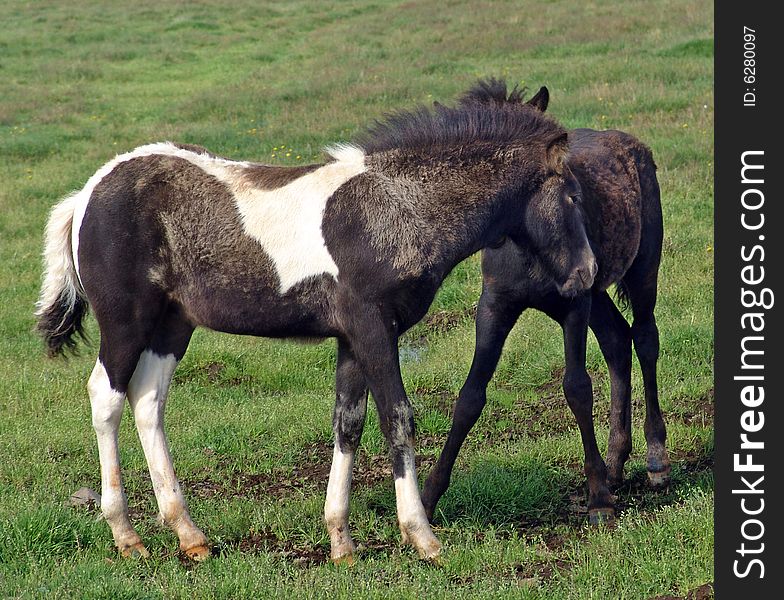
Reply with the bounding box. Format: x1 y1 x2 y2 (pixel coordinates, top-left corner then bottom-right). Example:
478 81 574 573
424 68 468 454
173 275 334 339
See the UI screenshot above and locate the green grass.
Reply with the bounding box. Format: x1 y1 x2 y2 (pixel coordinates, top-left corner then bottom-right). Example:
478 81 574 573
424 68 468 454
0 1 713 598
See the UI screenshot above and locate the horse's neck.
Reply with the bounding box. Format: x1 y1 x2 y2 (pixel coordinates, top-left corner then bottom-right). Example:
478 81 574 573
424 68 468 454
363 149 521 277
420 173 514 270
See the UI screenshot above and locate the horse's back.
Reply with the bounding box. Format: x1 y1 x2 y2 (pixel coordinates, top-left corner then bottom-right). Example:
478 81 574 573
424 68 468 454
482 128 661 299
567 128 660 289
76 149 338 338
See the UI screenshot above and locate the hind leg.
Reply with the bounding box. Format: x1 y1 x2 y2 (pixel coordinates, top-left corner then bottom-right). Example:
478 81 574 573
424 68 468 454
88 357 148 557
90 302 163 558
126 310 209 560
625 274 670 486
632 309 670 486
90 294 205 558
589 291 633 486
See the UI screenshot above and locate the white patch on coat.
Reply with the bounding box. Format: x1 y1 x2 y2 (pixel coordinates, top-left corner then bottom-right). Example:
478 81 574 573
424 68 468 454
228 145 366 293
69 141 365 294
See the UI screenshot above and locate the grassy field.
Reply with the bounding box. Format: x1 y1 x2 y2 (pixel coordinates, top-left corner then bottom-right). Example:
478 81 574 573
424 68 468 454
0 1 713 598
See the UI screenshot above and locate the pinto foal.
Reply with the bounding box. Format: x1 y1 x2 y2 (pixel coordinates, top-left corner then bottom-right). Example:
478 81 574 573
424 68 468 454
37 97 595 562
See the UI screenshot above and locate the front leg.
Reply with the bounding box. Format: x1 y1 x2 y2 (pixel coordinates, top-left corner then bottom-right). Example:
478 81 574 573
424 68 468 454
561 296 615 523
422 288 524 520
325 340 368 563
338 299 441 560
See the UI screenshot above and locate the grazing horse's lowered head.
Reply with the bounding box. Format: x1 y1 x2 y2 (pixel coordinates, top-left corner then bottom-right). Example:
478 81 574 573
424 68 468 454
457 78 596 297
517 147 597 297
35 83 589 564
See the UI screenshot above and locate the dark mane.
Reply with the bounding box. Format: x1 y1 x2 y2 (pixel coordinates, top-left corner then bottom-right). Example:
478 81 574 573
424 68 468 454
457 77 527 106
356 81 563 155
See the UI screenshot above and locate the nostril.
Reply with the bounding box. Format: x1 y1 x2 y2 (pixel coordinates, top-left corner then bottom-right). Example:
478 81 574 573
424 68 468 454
591 260 598 278
577 266 595 287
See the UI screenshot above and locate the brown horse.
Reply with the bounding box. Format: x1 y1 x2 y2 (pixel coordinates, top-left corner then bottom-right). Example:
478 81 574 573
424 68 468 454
36 89 595 562
422 80 669 524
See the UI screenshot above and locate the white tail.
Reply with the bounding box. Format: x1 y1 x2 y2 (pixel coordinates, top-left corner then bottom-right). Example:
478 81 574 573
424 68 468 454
35 192 87 355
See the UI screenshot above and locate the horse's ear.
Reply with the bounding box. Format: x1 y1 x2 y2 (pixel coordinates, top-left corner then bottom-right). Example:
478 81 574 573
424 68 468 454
527 86 549 112
545 131 568 173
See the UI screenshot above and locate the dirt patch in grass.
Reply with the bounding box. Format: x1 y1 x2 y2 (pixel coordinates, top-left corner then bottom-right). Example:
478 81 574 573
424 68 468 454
212 527 328 567
513 557 572 582
447 546 571 587
448 560 561 588
422 304 477 334
211 528 399 568
650 582 714 600
187 440 436 501
679 388 714 427
188 441 333 500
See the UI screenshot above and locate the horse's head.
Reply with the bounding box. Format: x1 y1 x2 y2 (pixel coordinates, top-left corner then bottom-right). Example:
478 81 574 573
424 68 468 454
457 79 595 296
511 131 597 298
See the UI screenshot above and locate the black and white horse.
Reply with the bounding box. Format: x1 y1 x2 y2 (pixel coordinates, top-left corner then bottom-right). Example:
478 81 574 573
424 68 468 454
421 80 669 524
36 93 596 562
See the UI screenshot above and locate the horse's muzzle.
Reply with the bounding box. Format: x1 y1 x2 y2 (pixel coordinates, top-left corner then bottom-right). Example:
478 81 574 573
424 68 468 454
558 256 598 298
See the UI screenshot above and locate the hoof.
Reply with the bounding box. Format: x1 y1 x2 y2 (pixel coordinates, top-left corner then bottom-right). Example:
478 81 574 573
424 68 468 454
588 507 615 526
413 537 442 562
183 544 211 561
331 553 356 566
328 535 357 565
400 528 442 562
119 542 150 559
647 466 671 488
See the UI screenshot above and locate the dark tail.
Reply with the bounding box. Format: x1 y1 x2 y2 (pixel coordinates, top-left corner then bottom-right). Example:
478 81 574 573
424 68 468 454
35 192 90 357
614 280 632 312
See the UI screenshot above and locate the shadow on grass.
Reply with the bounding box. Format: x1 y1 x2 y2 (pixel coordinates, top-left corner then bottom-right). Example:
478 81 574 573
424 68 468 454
422 445 713 535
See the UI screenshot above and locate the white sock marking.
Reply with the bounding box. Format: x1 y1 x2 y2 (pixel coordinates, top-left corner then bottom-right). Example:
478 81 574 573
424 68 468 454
127 351 189 526
394 450 430 533
88 360 137 545
325 444 355 528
